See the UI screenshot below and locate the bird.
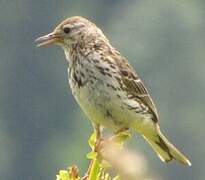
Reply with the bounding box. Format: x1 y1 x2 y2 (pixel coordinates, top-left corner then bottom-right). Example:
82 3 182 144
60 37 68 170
36 16 191 166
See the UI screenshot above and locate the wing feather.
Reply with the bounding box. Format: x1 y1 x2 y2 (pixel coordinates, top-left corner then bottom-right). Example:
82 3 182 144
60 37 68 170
113 55 159 122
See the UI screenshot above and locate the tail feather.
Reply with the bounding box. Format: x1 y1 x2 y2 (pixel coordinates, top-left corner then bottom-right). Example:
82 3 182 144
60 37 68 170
143 127 191 166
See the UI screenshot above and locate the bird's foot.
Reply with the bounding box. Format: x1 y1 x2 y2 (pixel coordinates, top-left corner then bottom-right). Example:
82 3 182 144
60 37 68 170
95 136 107 153
94 127 130 152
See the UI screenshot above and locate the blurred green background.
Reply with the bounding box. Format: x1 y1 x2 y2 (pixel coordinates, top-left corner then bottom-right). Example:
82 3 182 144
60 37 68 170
0 0 204 179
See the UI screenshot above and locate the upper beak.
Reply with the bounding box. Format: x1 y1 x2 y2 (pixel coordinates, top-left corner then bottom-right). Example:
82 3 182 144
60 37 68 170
35 31 62 47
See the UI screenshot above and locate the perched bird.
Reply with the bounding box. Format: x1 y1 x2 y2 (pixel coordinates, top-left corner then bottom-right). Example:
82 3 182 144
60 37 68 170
36 16 191 166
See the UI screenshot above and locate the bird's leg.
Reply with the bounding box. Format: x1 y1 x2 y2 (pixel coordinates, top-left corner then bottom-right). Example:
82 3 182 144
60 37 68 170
94 123 101 140
94 123 105 152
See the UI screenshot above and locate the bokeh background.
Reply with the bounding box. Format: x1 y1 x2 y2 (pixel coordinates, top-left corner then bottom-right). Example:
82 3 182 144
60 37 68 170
0 0 204 179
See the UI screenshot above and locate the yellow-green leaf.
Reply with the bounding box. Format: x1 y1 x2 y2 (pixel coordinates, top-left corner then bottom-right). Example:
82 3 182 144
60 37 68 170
56 170 70 180
87 151 97 159
88 131 97 149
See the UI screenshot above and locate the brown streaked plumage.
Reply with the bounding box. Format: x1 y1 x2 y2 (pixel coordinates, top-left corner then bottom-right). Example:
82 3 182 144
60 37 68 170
36 16 191 166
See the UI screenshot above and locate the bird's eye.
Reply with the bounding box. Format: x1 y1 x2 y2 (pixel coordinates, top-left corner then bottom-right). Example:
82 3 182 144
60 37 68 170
63 27 71 34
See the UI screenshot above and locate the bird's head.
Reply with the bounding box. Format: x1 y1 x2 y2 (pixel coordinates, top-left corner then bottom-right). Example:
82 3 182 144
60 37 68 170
36 16 105 48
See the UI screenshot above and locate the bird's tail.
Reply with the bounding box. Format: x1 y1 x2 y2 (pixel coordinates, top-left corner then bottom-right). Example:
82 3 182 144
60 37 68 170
142 126 191 166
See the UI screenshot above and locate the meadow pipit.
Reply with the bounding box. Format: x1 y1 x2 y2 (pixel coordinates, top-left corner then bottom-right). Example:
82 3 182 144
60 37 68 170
36 16 191 166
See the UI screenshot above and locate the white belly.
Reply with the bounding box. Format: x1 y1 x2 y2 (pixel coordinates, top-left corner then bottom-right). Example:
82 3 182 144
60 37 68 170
69 78 123 130
69 73 150 132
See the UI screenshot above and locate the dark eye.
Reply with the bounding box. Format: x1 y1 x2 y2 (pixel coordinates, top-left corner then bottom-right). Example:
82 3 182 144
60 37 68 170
63 27 71 34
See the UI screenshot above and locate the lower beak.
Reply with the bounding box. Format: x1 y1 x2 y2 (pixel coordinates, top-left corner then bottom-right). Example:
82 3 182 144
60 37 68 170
35 32 61 47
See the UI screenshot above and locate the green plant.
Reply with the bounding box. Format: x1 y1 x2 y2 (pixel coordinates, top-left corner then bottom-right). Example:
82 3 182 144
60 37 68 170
56 131 131 180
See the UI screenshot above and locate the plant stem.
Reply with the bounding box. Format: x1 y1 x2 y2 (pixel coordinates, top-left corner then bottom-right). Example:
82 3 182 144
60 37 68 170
88 158 100 180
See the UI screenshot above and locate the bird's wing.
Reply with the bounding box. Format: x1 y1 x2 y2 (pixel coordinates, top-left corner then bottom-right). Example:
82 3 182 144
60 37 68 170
113 55 159 122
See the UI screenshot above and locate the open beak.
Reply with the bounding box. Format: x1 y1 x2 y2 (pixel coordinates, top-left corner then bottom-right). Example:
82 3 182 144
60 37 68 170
35 32 62 47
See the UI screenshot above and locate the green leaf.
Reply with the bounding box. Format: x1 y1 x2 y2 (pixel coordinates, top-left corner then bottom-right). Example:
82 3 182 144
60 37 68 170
56 166 80 180
86 151 97 159
88 131 97 149
56 170 70 180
